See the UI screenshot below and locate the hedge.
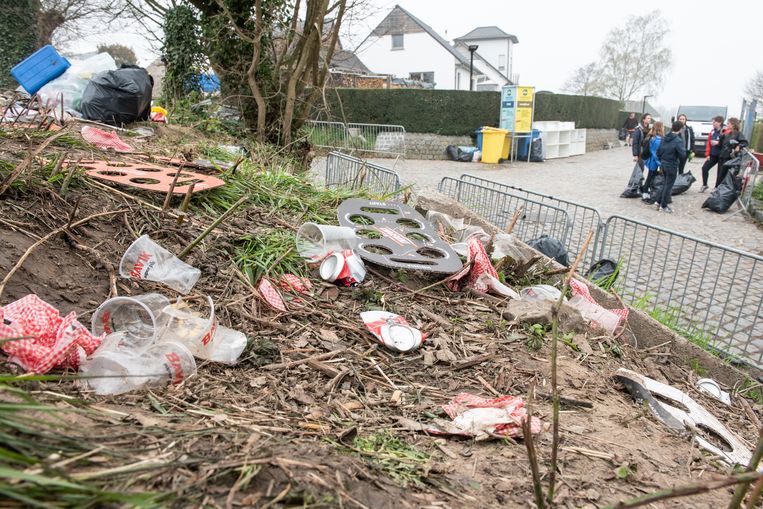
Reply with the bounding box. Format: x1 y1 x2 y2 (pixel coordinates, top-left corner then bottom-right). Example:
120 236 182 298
316 89 623 135
750 122 763 153
0 0 38 88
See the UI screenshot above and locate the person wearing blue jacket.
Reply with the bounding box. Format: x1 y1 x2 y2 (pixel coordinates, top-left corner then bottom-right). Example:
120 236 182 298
655 121 687 213
641 121 664 202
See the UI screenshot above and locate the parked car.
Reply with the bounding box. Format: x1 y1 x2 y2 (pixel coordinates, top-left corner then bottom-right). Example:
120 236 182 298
675 105 728 156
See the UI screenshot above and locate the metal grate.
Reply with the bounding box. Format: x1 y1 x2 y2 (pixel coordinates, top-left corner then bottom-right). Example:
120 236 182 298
325 151 402 196
306 120 406 157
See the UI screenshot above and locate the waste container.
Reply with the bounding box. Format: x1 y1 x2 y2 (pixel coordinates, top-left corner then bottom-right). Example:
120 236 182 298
517 129 541 160
481 127 510 164
11 45 71 95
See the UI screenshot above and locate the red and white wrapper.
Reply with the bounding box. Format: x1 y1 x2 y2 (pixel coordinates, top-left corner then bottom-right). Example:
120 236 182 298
320 249 366 287
569 279 629 323
257 278 288 313
427 392 542 440
0 294 103 373
446 235 519 299
360 311 424 352
81 125 133 153
278 274 312 294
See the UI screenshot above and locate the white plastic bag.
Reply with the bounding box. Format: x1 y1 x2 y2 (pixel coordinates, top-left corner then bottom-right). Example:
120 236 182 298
38 53 117 114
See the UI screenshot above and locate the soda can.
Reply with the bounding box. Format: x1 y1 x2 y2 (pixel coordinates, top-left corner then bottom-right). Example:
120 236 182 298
319 249 366 287
360 311 424 352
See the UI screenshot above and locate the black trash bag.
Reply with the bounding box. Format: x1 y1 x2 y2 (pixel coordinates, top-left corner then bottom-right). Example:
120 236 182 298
586 258 620 289
618 128 627 141
621 163 643 198
80 66 153 125
445 145 473 162
671 171 696 195
529 138 544 162
445 145 459 161
647 173 672 204
702 171 739 213
527 235 569 266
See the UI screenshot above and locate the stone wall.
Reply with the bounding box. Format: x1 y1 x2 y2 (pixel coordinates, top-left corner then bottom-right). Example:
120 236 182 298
585 128 620 152
405 133 473 160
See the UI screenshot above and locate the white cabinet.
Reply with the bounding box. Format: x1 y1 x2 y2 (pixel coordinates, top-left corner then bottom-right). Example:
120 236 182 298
534 121 587 159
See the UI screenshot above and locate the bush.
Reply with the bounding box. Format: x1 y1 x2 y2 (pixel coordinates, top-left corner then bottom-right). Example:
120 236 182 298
750 122 763 153
317 89 622 135
0 0 38 89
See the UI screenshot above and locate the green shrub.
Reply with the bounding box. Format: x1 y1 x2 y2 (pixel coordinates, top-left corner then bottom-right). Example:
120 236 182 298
0 0 38 88
316 89 622 135
750 122 763 153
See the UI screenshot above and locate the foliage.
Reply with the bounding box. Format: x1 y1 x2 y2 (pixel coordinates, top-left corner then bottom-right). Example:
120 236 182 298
349 433 429 486
750 122 763 153
631 293 718 354
0 0 38 89
596 10 672 101
318 89 622 135
745 70 763 102
753 181 763 202
562 62 604 97
162 4 205 104
524 322 548 351
96 43 137 67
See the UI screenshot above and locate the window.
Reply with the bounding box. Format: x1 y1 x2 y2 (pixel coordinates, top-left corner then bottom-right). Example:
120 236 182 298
498 54 506 71
410 72 434 83
391 34 404 50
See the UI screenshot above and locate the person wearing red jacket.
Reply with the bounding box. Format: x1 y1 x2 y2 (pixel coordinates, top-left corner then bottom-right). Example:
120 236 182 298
700 116 724 192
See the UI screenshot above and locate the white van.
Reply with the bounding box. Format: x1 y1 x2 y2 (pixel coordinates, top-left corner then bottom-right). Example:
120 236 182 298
675 105 728 156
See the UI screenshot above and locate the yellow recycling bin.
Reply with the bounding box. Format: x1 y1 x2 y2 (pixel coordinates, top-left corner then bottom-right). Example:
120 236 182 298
480 127 510 164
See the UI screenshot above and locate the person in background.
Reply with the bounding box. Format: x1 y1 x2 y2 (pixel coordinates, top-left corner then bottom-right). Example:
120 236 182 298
656 121 687 213
716 117 748 188
642 121 664 201
632 112 652 171
676 113 694 175
700 115 724 192
623 112 639 146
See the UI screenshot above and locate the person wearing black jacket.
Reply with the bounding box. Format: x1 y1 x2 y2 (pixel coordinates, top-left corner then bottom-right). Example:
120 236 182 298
631 112 652 171
676 113 695 175
716 117 748 188
623 112 638 145
655 121 686 213
700 116 724 192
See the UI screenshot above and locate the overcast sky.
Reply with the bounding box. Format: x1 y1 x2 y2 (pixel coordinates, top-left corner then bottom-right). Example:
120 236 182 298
74 0 762 118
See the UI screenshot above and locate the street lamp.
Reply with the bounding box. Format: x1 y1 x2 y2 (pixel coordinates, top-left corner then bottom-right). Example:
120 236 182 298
642 95 652 115
468 44 479 91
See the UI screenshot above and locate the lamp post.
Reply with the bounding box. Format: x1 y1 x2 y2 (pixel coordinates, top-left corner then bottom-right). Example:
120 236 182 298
468 44 479 91
641 95 652 116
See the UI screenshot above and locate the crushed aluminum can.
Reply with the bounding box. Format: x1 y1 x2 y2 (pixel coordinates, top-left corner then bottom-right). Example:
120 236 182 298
696 378 732 406
319 249 366 287
360 311 424 352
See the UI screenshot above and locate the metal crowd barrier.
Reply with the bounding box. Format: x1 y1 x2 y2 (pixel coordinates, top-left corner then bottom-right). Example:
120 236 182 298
306 120 406 157
596 215 763 368
456 174 604 270
325 151 402 196
738 148 760 211
438 177 572 246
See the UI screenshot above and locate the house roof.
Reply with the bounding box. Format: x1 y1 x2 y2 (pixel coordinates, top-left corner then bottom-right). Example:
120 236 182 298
329 49 371 74
454 26 518 44
622 99 658 115
453 41 509 83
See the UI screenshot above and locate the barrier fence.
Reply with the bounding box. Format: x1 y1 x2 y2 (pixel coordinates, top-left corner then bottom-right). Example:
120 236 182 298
739 148 760 211
325 151 402 196
438 177 572 247
456 174 603 270
306 120 406 157
439 173 763 369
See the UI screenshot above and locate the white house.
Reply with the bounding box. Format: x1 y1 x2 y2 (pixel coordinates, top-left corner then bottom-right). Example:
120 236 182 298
354 5 518 91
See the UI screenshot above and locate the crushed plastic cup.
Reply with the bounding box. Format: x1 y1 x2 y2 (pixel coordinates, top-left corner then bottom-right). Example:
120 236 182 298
119 235 200 294
520 285 563 302
155 296 219 359
296 223 358 262
567 295 621 334
80 337 196 395
90 293 170 350
201 326 248 364
319 249 366 286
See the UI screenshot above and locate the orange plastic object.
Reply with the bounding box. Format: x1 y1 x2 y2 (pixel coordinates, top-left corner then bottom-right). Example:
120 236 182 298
72 160 225 194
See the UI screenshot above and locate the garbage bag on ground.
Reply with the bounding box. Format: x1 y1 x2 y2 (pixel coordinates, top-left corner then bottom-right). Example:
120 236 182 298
585 258 620 289
445 145 475 162
618 128 627 141
38 53 117 114
529 138 544 162
647 173 671 204
702 172 739 213
80 66 153 125
527 235 569 266
0 294 103 373
671 171 696 195
620 163 643 198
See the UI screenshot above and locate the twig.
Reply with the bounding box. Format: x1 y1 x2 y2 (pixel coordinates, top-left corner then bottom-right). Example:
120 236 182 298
163 163 185 210
548 228 595 505
728 427 763 509
745 473 763 509
178 196 248 259
0 130 68 195
506 206 524 234
263 349 345 371
604 471 762 509
523 385 545 509
0 209 126 298
176 182 196 225
60 158 80 196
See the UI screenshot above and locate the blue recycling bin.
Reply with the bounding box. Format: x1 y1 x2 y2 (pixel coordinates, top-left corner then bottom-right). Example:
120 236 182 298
475 128 485 150
11 45 70 95
517 129 541 159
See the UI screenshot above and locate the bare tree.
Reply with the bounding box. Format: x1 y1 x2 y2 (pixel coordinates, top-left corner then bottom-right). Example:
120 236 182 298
596 10 672 101
37 0 125 47
562 62 603 97
745 70 763 101
96 44 138 66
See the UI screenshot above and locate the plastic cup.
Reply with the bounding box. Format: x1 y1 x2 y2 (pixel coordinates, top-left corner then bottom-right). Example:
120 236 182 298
91 293 170 351
201 326 248 364
520 285 562 302
155 295 217 358
79 350 142 395
138 341 197 387
295 223 358 262
119 235 201 294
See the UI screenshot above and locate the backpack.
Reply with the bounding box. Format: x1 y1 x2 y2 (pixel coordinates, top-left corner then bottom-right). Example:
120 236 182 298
640 136 652 160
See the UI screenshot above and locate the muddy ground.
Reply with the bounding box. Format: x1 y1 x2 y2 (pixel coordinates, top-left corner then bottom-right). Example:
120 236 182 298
0 123 761 508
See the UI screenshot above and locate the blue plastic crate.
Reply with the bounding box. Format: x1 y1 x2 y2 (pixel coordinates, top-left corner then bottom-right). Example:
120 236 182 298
10 45 71 95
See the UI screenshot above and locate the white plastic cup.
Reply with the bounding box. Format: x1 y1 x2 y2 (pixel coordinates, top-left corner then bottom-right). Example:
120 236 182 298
138 341 197 387
91 293 170 350
155 296 217 358
201 326 248 364
119 235 201 294
520 285 562 302
296 223 358 262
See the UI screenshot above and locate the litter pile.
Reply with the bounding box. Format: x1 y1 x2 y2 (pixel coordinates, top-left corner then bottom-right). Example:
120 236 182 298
1 88 761 507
